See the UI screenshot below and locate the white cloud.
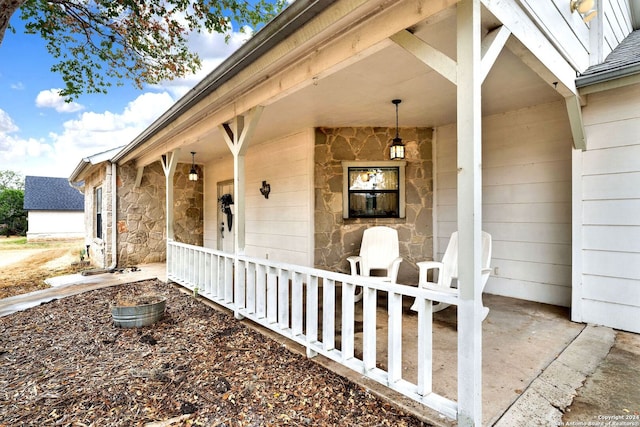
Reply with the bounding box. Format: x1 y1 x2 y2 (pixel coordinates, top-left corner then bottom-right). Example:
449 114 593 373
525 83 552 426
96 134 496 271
0 110 54 176
0 109 19 134
10 82 25 90
1 92 175 178
155 24 253 98
49 91 175 158
36 89 85 113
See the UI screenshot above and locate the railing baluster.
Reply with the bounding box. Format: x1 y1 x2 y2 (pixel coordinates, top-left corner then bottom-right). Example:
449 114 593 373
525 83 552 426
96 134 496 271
323 279 335 351
278 269 290 329
267 267 277 323
292 272 304 337
388 291 403 385
256 264 266 318
246 262 256 314
234 259 246 319
362 286 377 372
306 275 318 358
198 251 204 290
210 253 218 298
204 253 211 294
342 280 355 362
225 256 233 303
417 296 433 396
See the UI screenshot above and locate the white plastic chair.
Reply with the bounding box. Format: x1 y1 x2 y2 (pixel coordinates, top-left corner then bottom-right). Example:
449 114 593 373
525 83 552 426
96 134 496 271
411 231 492 319
347 226 403 302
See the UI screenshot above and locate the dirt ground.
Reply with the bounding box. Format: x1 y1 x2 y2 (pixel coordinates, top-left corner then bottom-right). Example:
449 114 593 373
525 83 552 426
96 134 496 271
0 280 426 426
0 238 87 299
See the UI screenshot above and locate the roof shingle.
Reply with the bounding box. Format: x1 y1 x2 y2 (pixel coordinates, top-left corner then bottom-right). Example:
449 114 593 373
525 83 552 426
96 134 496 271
23 176 84 211
576 30 640 87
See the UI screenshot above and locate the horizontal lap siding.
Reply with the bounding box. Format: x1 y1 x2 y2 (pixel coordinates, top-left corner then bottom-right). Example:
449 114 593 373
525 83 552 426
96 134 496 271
245 129 314 265
579 83 640 333
520 0 589 70
436 101 572 306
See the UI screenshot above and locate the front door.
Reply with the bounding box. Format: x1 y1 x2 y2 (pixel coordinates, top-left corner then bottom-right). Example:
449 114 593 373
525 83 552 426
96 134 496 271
217 180 234 253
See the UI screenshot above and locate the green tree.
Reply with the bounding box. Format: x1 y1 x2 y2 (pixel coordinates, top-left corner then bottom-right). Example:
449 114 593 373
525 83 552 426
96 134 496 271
0 188 27 236
0 0 286 99
0 170 24 191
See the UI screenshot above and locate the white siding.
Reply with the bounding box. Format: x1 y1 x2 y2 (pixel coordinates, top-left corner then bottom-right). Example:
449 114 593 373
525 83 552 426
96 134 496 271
244 129 315 265
520 0 590 70
27 211 85 241
519 0 633 69
575 83 640 333
435 101 573 306
203 129 315 266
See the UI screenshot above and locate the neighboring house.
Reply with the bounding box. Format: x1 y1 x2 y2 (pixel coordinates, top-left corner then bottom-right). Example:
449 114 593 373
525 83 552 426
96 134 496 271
69 1 640 424
23 176 84 242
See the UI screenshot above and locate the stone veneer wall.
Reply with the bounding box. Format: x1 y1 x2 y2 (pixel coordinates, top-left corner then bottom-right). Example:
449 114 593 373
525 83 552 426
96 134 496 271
116 161 203 266
84 165 109 267
173 164 204 246
314 127 433 283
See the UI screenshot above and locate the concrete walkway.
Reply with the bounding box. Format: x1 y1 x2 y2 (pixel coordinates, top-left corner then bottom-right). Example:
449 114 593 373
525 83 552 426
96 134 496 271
1 264 638 426
0 263 166 317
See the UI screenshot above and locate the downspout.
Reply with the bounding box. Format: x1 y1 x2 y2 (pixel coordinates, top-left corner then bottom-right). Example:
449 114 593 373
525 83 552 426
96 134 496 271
109 161 118 270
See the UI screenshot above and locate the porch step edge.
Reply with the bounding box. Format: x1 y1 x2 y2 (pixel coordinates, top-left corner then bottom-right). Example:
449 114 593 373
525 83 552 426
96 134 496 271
493 324 616 427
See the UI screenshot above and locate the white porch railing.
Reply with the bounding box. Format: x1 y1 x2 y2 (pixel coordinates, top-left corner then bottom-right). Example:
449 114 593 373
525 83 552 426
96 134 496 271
167 239 460 420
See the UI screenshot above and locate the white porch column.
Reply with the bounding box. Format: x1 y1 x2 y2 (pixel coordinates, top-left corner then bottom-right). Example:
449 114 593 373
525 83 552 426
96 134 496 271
220 106 264 255
161 150 180 240
457 0 483 425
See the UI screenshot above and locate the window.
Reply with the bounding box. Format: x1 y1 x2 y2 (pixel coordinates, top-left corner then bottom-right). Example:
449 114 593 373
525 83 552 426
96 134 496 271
342 161 406 219
95 187 102 239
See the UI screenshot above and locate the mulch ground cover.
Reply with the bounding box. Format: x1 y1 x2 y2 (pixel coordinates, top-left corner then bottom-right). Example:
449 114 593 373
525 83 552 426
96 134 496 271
0 280 427 426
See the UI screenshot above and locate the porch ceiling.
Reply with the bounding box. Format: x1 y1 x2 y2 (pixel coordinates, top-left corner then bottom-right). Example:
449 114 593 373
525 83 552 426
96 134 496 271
181 7 562 165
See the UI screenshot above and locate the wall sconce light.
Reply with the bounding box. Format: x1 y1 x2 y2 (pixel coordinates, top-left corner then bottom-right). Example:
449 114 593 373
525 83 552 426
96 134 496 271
189 151 198 181
390 99 405 160
570 0 597 23
260 180 271 199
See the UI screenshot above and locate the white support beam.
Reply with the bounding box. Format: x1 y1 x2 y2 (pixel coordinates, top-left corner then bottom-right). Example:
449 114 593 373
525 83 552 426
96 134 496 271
234 153 246 254
218 106 264 254
160 150 180 240
390 30 457 85
565 95 587 150
220 121 237 154
480 25 511 83
236 106 264 155
481 0 579 98
134 166 144 188
456 0 483 425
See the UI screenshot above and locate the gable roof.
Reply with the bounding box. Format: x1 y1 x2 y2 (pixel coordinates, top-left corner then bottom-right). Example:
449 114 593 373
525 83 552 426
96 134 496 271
68 145 125 184
576 29 640 87
24 176 84 211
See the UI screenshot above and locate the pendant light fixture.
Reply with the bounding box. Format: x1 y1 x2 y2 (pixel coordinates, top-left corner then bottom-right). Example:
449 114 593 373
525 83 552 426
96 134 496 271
189 152 198 181
390 99 405 160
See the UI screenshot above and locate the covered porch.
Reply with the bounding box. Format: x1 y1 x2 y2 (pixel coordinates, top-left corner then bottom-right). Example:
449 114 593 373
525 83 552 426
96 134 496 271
166 244 590 426
108 0 596 424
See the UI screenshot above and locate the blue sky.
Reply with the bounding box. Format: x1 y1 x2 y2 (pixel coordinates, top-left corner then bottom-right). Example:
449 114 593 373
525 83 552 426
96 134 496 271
0 11 261 179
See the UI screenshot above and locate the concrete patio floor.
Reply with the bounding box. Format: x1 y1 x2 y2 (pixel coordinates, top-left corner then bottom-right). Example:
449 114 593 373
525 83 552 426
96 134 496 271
1 263 638 426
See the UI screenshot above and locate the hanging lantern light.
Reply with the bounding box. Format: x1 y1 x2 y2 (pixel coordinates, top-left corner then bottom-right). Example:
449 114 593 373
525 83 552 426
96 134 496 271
189 152 198 181
390 99 405 160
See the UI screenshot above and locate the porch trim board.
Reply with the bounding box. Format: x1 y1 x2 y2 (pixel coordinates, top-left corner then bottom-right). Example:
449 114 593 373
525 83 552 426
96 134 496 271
167 240 460 421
